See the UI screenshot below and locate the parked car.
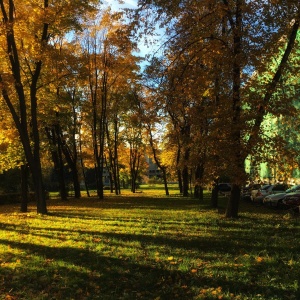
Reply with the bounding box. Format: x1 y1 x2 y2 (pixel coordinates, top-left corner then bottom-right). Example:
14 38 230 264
263 192 288 207
263 184 300 207
270 183 289 194
217 183 231 196
282 193 300 208
282 193 300 214
285 184 300 193
251 184 272 203
242 183 261 201
251 183 288 203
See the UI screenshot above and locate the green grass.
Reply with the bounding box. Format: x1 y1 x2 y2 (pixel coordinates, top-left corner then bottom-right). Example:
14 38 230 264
0 190 299 299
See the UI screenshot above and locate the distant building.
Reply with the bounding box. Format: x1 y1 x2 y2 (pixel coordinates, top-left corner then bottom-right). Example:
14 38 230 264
146 156 162 178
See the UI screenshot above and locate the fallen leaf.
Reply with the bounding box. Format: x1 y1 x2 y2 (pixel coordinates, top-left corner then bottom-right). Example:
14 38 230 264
256 257 263 263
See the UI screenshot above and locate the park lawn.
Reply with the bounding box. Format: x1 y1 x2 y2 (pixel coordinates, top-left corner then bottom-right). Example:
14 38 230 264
0 190 299 300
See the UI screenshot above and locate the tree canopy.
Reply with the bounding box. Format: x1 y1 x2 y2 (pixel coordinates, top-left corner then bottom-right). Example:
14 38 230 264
0 0 299 217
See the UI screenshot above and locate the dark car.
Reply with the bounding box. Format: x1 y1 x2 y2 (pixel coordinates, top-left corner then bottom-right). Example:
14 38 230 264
218 183 231 192
282 193 300 208
217 183 231 196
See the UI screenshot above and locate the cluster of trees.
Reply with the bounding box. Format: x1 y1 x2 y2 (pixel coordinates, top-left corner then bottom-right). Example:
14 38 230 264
0 0 146 213
134 0 300 217
0 0 299 218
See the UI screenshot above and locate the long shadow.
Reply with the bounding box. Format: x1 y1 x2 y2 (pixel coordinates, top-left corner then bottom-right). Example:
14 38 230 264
0 194 289 216
0 238 297 300
1 196 299 299
0 218 297 259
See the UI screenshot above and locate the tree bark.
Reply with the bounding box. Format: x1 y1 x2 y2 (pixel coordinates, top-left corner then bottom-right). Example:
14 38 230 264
55 124 81 199
130 146 140 193
223 0 242 218
194 164 204 200
211 179 219 208
147 124 169 196
20 164 29 212
225 183 240 218
45 126 68 201
182 165 189 197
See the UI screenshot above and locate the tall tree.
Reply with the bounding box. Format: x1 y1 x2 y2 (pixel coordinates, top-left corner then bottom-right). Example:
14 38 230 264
136 0 300 217
80 8 140 198
0 0 98 213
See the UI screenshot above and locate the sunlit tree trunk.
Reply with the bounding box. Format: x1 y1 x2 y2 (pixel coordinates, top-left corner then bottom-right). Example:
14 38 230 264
130 145 141 193
173 142 182 193
147 123 169 196
79 140 90 197
106 117 121 195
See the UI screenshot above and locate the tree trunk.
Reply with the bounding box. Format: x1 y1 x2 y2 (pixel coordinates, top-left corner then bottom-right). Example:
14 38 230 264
162 168 169 196
146 123 170 196
78 135 90 197
30 161 47 214
20 164 29 212
130 144 140 193
225 184 240 218
55 124 81 199
211 180 219 208
106 119 120 195
177 169 183 193
224 0 242 218
62 152 80 198
182 166 189 197
81 161 90 197
45 126 68 201
57 140 68 200
194 164 204 200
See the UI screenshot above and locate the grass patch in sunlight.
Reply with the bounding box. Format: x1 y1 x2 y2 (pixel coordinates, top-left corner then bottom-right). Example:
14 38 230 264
0 192 299 299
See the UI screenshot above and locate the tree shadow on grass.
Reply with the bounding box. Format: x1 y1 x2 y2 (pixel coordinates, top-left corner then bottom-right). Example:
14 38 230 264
0 223 277 256
1 197 299 299
0 238 298 300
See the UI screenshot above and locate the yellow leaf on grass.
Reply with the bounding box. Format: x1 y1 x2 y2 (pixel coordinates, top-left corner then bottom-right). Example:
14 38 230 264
191 268 198 273
256 257 263 263
5 295 16 300
167 256 174 261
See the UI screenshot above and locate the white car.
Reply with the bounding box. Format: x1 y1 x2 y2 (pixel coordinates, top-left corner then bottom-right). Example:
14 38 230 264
263 193 287 207
251 183 288 203
251 185 272 202
263 184 300 207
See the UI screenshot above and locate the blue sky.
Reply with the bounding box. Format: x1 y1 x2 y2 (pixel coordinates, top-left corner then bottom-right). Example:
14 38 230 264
104 0 163 60
104 0 137 10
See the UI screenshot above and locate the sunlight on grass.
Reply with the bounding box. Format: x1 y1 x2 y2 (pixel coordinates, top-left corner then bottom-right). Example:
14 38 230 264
0 192 299 299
